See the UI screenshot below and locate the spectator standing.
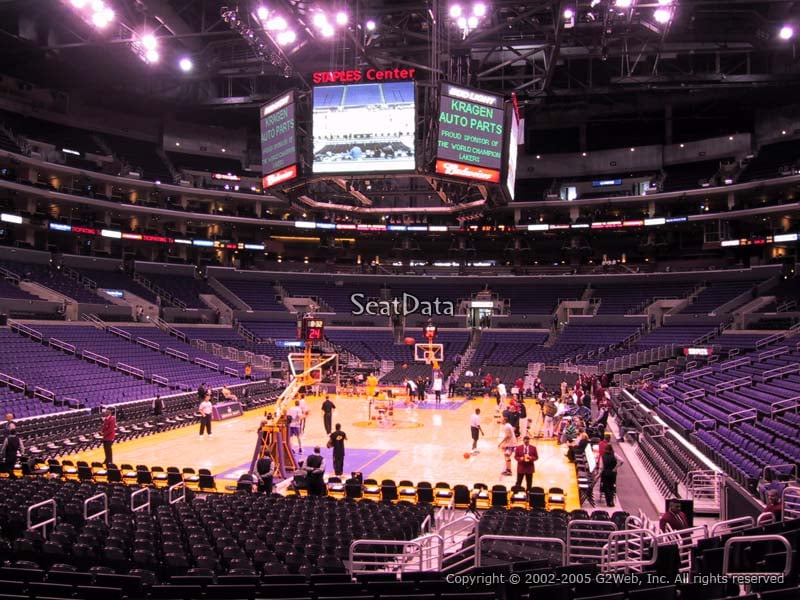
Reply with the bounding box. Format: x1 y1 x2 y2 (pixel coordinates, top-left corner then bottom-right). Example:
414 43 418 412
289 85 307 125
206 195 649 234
328 423 347 477
101 408 116 465
599 444 620 506
198 395 213 438
255 456 274 494
152 395 164 418
321 395 336 435
1 423 23 478
514 435 538 490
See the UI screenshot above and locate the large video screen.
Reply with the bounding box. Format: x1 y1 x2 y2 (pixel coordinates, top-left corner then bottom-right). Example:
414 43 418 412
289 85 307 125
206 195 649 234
312 82 416 173
260 91 298 188
435 84 504 183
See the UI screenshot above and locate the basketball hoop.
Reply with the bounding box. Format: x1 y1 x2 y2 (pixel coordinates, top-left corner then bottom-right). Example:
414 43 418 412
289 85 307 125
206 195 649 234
414 343 444 363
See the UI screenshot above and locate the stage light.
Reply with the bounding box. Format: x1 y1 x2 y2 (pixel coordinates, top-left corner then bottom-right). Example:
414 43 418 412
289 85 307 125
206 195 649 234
71 0 87 7
141 34 157 50
321 23 335 37
313 12 328 28
365 19 376 31
91 6 113 28
178 57 193 72
615 0 632 8
563 8 574 20
277 30 297 45
457 16 467 28
256 6 269 20
467 15 478 28
449 5 462 19
473 2 487 17
658 0 673 4
653 8 671 24
145 49 159 63
335 11 348 26
266 16 287 31
779 25 795 40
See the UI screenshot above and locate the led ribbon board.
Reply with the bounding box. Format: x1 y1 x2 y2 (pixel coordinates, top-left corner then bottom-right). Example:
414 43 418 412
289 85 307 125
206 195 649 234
260 91 298 188
504 103 520 200
436 83 504 183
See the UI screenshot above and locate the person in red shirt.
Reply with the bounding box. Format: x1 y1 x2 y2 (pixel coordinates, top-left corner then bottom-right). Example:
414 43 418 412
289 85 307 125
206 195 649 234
598 432 612 458
659 499 688 531
514 377 524 400
514 435 538 490
484 373 493 389
762 489 783 520
100 408 116 466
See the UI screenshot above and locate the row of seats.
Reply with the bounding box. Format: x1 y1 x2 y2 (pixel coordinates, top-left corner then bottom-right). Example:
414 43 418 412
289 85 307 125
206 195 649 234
321 478 568 511
9 459 217 493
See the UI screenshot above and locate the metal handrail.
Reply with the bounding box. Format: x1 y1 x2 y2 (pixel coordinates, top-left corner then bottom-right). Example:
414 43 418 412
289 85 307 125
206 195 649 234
781 485 800 522
601 528 659 573
27 498 56 538
131 487 151 513
567 520 618 564
83 493 108 525
348 535 444 574
723 534 792 578
710 516 754 537
770 397 800 417
168 482 186 504
476 535 567 568
728 408 757 425
435 514 478 574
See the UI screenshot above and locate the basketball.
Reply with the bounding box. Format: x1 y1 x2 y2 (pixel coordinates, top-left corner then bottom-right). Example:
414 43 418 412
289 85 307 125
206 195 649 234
463 452 471 459
404 336 415 345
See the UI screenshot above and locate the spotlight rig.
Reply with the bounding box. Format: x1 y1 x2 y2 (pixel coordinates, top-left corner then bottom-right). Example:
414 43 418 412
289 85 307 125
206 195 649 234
221 7 294 77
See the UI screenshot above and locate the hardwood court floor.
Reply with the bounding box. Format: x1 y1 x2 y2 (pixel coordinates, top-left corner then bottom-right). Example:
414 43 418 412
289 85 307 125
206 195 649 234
63 394 580 510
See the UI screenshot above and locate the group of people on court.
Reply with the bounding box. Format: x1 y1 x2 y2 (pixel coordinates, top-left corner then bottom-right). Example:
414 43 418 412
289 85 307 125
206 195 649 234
404 372 452 404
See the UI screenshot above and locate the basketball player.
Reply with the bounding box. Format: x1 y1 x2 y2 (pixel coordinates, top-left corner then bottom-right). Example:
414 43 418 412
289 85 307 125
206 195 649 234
498 417 517 476
470 408 484 453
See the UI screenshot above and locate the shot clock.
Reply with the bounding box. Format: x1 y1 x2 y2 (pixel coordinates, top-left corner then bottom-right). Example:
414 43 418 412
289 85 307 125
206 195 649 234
298 316 325 342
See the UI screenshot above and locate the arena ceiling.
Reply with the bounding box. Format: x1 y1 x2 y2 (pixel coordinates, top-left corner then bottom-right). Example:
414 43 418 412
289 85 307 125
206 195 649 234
0 0 799 118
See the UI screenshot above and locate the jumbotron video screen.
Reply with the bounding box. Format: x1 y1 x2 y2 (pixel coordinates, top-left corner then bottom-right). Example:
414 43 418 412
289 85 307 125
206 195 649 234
312 81 416 173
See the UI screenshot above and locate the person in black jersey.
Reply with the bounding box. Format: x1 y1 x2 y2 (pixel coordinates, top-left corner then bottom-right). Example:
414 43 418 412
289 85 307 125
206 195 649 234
328 423 348 477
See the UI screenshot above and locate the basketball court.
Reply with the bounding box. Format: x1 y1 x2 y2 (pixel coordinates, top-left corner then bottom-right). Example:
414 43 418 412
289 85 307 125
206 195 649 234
60 392 580 510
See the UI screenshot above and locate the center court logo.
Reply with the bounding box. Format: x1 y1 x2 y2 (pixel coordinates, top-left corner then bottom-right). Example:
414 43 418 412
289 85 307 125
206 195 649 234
350 292 455 316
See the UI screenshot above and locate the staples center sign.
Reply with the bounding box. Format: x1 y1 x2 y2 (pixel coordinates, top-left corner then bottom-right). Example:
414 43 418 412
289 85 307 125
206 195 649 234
312 68 416 84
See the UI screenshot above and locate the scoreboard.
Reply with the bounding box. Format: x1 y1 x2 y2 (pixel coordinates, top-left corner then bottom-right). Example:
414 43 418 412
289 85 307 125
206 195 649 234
260 91 298 188
435 83 504 183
